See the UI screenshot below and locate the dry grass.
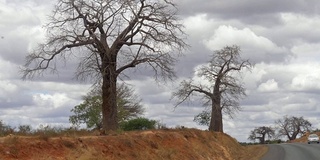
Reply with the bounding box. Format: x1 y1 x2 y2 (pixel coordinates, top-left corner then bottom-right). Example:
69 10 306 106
0 129 268 160
243 145 268 160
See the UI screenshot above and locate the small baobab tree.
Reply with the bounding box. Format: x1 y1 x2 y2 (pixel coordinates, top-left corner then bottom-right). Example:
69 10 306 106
22 0 187 132
248 126 275 144
173 45 252 132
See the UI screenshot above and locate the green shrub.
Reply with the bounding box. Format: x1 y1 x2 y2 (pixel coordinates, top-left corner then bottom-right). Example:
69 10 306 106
120 117 156 131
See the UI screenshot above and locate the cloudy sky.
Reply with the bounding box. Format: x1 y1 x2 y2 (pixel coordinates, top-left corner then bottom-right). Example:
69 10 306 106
1 0 320 142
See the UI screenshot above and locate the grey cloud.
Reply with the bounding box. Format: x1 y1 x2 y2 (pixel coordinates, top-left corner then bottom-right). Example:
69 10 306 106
178 0 320 24
241 93 270 106
0 82 34 109
242 48 292 64
175 47 212 78
0 96 33 109
38 107 74 119
0 36 31 65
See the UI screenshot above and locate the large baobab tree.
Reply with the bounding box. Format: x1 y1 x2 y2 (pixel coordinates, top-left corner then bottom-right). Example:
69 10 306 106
275 115 312 140
22 0 187 132
173 45 252 132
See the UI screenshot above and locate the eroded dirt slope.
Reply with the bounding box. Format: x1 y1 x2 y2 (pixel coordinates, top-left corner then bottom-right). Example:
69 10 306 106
0 129 266 160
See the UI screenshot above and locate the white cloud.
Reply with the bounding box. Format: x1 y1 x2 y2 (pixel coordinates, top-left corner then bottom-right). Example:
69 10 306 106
0 58 19 79
291 74 320 91
183 14 217 39
280 13 320 39
258 79 279 92
32 93 74 109
291 42 320 62
203 25 290 63
0 80 17 93
0 3 39 26
204 25 272 50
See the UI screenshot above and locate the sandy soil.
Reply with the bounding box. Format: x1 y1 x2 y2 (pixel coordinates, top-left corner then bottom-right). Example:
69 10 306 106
0 129 267 160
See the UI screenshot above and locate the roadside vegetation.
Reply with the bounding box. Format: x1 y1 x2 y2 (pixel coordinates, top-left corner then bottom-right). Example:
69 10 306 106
0 117 163 138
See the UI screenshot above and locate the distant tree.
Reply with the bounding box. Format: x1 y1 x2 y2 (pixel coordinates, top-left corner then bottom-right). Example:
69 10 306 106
275 115 311 140
248 126 275 144
69 83 144 130
18 125 32 135
22 0 187 132
173 46 252 132
120 117 156 131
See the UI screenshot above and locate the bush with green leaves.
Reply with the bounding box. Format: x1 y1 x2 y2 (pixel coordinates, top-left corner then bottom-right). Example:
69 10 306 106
69 83 144 130
120 117 156 131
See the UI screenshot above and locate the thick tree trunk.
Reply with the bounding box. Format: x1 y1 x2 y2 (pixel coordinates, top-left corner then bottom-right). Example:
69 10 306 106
290 131 299 140
101 74 118 131
101 56 118 132
209 103 223 132
209 80 223 132
261 134 266 144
